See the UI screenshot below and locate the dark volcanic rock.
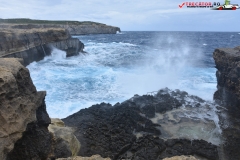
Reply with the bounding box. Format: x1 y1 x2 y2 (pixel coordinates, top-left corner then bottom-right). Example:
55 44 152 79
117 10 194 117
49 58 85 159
213 47 240 115
213 46 240 160
63 88 219 160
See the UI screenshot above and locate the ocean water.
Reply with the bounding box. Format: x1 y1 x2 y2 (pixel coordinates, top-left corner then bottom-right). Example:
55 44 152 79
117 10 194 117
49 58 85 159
27 31 240 118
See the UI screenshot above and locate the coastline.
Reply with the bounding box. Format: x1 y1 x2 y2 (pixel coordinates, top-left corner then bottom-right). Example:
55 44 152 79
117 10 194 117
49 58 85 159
0 19 120 66
0 22 240 159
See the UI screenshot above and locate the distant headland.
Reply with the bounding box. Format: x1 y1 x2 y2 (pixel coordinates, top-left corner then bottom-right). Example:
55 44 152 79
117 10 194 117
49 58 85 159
0 18 121 35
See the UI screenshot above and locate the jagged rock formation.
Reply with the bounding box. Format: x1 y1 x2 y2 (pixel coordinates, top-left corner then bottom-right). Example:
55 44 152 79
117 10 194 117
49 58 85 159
57 155 111 160
0 24 84 66
62 89 219 160
48 118 80 158
213 46 240 160
213 46 240 115
0 58 53 160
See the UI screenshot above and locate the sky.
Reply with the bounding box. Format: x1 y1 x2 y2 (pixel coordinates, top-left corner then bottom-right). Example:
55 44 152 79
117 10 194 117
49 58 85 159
0 0 239 31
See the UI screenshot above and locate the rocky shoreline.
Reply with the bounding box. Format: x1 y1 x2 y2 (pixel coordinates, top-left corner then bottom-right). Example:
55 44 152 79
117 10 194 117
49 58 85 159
0 23 240 159
0 19 121 66
0 25 84 66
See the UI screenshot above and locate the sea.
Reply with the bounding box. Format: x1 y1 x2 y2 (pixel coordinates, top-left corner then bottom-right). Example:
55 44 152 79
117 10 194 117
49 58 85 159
27 31 240 119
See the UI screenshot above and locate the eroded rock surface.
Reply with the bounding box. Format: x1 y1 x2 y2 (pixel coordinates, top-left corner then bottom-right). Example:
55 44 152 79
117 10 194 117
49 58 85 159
163 155 198 160
63 88 219 160
213 46 240 160
49 118 80 158
0 25 84 66
0 58 53 160
57 155 111 160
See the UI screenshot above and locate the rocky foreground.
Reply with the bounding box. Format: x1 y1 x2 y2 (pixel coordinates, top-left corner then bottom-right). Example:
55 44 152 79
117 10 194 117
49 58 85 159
0 27 240 159
0 58 219 160
62 90 219 160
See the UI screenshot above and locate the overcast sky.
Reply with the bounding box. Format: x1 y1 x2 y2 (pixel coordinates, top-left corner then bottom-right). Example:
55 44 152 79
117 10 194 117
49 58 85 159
0 0 239 31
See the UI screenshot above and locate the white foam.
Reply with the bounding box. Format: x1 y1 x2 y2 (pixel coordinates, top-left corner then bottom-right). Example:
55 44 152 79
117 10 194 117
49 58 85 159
203 43 207 45
27 36 217 118
51 48 66 60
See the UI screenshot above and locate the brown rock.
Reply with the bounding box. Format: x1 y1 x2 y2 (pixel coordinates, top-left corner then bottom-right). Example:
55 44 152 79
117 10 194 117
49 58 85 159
0 58 37 160
163 155 198 160
0 58 53 160
49 118 80 158
56 155 111 160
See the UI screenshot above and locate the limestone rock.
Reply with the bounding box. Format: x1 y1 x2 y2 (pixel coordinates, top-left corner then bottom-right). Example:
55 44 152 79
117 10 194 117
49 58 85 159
0 20 121 35
163 155 198 160
0 58 53 160
49 118 80 158
57 155 111 160
0 25 84 66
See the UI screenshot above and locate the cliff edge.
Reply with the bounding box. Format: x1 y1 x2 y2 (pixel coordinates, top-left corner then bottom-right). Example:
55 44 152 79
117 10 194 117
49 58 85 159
0 58 53 160
213 46 240 115
213 46 240 160
0 24 84 66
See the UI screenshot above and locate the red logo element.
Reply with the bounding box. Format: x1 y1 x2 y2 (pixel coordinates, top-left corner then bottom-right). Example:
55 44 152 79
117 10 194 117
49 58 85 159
219 6 223 10
232 6 236 10
179 2 185 8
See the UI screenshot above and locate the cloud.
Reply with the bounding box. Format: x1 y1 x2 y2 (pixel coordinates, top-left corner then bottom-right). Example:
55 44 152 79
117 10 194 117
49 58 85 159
0 0 239 31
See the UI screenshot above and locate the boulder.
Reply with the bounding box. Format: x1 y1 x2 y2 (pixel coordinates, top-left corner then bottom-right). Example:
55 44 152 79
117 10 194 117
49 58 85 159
48 118 80 158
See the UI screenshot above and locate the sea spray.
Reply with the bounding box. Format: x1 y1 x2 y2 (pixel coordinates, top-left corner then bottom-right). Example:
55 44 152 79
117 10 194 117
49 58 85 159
41 45 46 56
26 32 229 118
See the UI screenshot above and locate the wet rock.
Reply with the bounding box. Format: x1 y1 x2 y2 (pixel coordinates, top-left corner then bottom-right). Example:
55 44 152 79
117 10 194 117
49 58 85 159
0 26 84 66
213 46 240 160
63 89 219 160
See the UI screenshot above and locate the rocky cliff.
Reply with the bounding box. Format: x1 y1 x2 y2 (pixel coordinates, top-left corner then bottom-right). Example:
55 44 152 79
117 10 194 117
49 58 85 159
0 18 121 35
60 23 121 35
213 46 240 160
0 58 53 160
0 24 84 66
213 46 240 115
